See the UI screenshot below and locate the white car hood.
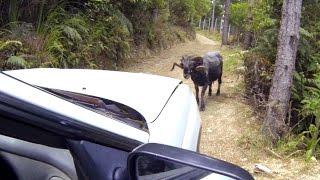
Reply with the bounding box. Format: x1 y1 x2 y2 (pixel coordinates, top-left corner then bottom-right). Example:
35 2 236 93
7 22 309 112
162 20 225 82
5 68 181 123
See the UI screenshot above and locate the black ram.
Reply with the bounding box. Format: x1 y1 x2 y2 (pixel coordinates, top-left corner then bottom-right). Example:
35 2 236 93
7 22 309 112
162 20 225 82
171 52 223 111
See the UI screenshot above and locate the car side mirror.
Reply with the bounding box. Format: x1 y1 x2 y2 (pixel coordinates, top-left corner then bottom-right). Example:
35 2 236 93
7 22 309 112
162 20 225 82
127 143 253 180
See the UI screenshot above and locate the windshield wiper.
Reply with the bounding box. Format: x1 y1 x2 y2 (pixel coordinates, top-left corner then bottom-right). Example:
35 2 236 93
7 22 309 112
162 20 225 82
43 88 148 131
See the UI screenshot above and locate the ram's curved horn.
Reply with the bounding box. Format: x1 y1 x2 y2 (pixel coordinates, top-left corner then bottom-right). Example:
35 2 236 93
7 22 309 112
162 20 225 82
191 57 203 61
195 65 206 72
171 62 183 71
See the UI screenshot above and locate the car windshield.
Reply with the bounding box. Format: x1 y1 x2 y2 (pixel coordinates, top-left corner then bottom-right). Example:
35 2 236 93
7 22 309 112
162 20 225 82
43 88 148 132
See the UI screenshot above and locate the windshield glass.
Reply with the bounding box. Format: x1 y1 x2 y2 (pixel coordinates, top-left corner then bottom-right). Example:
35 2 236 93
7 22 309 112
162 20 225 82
43 88 148 132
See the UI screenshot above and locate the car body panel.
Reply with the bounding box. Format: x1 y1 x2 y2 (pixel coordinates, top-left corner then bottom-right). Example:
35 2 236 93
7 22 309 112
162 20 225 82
148 84 201 151
0 69 252 180
0 72 149 143
3 68 201 151
4 68 181 123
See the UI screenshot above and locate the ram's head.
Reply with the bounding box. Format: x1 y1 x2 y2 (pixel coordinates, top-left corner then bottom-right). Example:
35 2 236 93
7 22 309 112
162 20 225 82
171 56 206 79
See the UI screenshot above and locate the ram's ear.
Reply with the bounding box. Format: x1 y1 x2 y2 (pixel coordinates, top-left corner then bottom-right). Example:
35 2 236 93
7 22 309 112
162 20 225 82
195 65 206 72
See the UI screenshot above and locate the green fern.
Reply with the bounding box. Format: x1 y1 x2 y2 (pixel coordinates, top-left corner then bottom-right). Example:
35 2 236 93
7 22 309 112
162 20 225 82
0 40 22 53
64 16 89 37
114 9 133 34
62 25 82 43
6 55 26 68
300 73 320 161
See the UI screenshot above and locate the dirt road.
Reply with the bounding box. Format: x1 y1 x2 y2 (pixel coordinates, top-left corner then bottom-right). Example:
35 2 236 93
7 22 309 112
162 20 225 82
124 34 250 162
122 34 320 179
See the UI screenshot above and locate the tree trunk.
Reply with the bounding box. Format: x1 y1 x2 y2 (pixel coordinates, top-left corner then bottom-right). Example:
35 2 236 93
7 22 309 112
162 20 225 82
9 0 18 23
203 18 206 30
221 0 231 45
214 18 218 31
210 0 216 32
243 0 254 49
152 8 159 23
220 17 223 34
243 30 253 49
37 0 46 33
263 0 303 142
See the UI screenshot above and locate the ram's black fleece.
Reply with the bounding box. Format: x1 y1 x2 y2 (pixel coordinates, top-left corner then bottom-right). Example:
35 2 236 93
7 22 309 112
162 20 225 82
171 52 223 111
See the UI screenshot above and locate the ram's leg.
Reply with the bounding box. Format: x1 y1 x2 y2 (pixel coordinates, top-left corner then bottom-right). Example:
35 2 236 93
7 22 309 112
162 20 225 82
200 85 208 111
208 82 213 96
195 84 199 105
217 77 222 96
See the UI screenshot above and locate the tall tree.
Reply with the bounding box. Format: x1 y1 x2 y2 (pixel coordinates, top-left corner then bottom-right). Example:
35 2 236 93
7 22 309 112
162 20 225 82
221 0 231 45
37 0 46 33
210 0 216 31
263 0 303 141
243 0 253 49
9 0 19 23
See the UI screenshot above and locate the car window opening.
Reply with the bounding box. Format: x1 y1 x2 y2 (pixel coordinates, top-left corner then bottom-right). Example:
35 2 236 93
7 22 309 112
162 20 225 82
42 88 148 132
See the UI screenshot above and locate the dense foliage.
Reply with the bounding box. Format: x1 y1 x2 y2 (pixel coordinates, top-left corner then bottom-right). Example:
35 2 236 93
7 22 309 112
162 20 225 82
0 0 211 69
228 0 320 159
229 2 248 35
198 0 320 160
